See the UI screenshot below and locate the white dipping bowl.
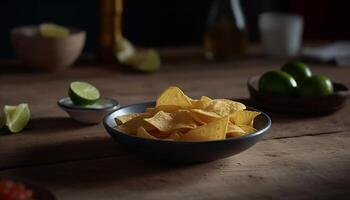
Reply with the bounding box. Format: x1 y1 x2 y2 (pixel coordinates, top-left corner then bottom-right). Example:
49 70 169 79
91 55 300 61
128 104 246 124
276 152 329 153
58 97 120 124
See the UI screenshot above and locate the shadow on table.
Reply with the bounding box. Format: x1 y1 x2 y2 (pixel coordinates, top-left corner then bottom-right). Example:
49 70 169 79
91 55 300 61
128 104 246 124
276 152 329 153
8 150 231 191
0 117 85 136
0 61 41 74
27 117 87 134
234 98 334 121
0 135 122 170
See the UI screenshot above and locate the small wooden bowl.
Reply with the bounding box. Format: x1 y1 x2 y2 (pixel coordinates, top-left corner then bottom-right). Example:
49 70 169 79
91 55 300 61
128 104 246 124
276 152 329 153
248 76 350 115
11 25 86 72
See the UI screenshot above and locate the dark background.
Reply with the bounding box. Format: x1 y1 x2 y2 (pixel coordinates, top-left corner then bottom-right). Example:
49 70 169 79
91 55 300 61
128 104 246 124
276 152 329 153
0 0 349 59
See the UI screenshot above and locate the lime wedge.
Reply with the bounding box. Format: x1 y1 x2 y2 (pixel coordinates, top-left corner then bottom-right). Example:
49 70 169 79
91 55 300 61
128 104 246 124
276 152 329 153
39 23 69 38
129 49 161 73
69 81 100 106
115 38 136 63
114 38 160 73
4 104 30 133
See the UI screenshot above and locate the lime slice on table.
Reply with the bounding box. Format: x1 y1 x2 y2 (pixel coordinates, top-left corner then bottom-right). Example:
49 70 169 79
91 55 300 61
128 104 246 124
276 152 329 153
281 61 312 85
39 23 69 38
4 104 30 133
69 81 100 106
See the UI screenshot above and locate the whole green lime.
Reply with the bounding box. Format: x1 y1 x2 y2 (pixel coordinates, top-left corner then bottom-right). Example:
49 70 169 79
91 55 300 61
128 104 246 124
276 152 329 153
259 70 298 96
299 75 334 97
281 61 312 84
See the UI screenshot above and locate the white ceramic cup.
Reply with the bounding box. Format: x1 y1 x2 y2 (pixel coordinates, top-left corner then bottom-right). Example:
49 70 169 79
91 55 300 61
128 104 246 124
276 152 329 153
259 13 304 58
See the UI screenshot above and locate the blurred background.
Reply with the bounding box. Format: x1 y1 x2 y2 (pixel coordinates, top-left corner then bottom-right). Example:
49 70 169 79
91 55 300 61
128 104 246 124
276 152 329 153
0 0 349 59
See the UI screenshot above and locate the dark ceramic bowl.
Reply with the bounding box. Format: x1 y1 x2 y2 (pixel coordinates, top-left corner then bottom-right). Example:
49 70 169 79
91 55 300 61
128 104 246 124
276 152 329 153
248 76 350 115
103 101 271 163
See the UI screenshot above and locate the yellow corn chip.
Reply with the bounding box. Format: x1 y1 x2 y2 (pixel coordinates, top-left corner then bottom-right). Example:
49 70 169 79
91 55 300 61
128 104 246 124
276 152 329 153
172 110 197 124
230 110 261 125
144 111 173 132
115 113 144 125
226 122 246 138
166 130 182 140
217 99 246 112
189 96 211 109
200 96 212 102
118 113 155 134
238 124 257 134
144 110 197 132
190 109 221 124
189 99 200 108
156 86 192 108
146 105 182 115
181 116 229 141
149 130 171 139
172 110 197 131
203 100 232 117
137 126 157 139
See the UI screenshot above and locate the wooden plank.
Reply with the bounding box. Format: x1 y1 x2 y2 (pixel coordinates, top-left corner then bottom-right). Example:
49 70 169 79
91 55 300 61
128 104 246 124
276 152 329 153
0 59 349 169
0 132 349 200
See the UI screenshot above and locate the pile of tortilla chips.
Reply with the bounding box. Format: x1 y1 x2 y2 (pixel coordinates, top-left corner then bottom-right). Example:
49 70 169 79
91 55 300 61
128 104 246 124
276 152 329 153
115 87 260 141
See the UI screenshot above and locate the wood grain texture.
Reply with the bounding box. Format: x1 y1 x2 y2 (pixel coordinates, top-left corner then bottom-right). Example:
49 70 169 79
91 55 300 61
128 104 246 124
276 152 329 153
0 54 349 169
1 132 349 200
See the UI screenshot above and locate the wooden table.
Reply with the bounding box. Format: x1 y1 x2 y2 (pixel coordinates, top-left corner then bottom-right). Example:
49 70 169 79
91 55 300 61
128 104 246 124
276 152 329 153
1 48 350 199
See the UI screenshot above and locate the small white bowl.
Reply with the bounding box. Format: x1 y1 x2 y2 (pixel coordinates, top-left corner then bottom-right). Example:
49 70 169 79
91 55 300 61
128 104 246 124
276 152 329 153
58 97 120 124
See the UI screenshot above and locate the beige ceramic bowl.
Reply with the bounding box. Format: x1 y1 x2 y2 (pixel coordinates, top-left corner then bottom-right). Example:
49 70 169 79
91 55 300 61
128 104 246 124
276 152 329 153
11 25 86 71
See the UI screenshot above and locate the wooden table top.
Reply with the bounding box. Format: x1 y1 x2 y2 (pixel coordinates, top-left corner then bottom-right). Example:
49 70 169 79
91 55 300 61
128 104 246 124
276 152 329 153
0 48 350 199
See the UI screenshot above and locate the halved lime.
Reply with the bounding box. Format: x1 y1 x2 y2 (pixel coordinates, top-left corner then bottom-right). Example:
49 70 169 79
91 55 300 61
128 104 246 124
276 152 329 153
39 23 69 38
69 81 100 106
4 104 30 133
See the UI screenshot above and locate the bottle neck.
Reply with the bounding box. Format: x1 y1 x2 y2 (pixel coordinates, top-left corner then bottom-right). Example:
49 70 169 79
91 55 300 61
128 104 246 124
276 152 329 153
230 0 245 30
208 0 246 30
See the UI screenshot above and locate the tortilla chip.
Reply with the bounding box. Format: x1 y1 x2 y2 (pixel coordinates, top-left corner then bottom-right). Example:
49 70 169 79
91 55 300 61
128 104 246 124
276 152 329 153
217 99 246 112
137 126 157 139
189 109 221 124
166 130 182 140
117 113 155 134
181 116 229 141
238 124 257 134
144 110 197 132
230 111 261 125
226 122 246 138
115 113 144 125
156 86 192 108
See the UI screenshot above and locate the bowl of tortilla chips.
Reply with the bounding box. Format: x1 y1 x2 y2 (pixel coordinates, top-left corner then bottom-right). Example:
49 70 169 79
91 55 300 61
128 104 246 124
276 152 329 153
103 87 271 163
